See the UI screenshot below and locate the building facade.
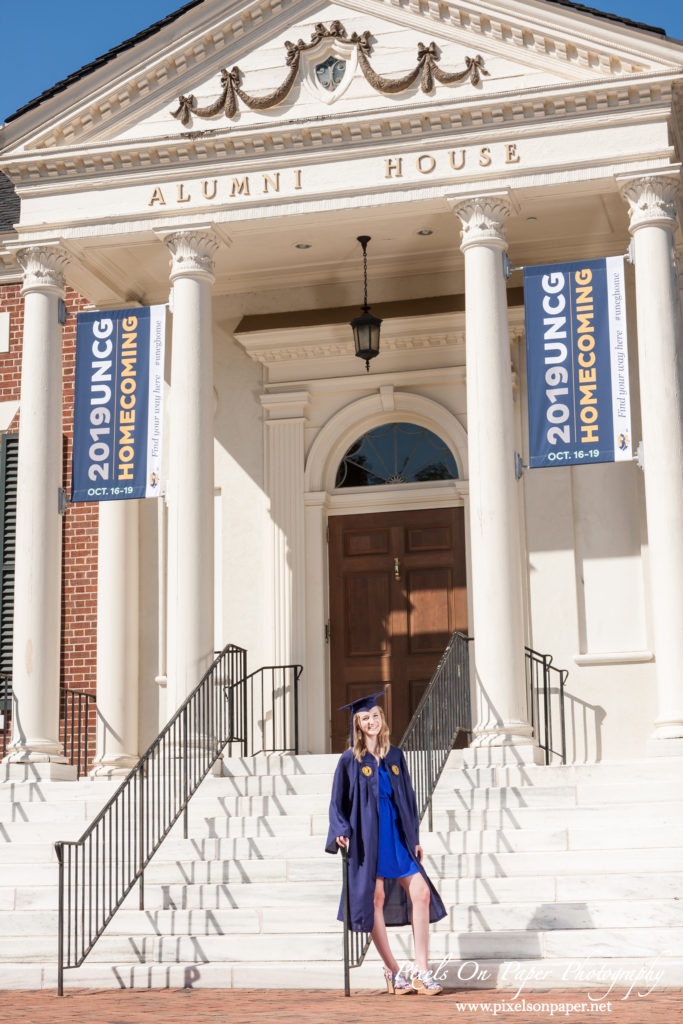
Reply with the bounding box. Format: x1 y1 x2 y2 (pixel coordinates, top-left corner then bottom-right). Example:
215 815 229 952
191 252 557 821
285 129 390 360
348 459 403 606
0 0 682 773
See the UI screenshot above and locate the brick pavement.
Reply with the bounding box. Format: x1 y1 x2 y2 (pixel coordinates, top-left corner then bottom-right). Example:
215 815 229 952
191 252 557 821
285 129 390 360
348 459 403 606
0 989 681 1024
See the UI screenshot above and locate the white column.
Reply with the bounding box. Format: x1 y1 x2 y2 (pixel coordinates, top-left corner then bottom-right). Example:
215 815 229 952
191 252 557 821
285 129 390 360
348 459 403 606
262 393 308 750
304 492 329 755
452 195 539 762
5 245 70 769
621 173 683 756
90 500 140 775
164 230 217 712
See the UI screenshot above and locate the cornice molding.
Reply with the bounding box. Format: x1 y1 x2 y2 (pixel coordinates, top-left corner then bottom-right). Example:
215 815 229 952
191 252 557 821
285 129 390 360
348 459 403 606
7 0 681 157
2 72 676 189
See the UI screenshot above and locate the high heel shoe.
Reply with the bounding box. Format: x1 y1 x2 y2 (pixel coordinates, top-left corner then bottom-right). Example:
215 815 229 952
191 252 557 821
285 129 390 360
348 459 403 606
411 968 443 995
382 966 415 995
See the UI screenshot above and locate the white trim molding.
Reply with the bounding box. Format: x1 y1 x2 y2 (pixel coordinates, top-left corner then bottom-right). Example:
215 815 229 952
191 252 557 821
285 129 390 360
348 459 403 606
304 391 469 492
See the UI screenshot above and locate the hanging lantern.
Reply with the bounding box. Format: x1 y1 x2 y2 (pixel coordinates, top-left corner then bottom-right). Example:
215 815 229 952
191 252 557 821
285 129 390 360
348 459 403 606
350 235 382 371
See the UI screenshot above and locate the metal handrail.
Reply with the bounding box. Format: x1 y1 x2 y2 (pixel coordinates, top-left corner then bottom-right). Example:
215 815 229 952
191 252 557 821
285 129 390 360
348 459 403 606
60 688 97 778
55 642 247 995
525 646 568 765
341 630 472 989
244 665 302 755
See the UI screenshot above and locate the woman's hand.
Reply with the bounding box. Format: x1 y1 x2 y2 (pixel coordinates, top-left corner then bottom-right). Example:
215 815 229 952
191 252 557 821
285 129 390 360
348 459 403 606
415 844 423 863
336 836 349 848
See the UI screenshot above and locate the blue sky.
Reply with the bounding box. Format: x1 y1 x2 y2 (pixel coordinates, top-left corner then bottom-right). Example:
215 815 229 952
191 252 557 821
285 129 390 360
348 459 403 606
1 0 682 122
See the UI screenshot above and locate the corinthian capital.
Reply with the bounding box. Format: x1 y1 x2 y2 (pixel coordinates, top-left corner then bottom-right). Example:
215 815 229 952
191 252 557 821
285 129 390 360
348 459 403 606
452 194 512 251
165 229 218 281
620 175 680 233
16 244 69 295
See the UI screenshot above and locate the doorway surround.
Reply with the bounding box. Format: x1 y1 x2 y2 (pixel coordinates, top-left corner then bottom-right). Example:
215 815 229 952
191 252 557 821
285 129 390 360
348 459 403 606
304 390 471 753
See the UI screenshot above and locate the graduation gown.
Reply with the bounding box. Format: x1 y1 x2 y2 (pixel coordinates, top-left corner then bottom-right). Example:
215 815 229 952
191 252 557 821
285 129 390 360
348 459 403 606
325 744 447 933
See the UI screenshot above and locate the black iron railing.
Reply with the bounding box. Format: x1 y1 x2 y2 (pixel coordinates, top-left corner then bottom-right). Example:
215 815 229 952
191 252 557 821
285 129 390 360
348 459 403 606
400 631 472 830
226 664 302 756
55 642 247 995
341 630 472 994
525 646 568 765
61 689 97 778
0 674 11 760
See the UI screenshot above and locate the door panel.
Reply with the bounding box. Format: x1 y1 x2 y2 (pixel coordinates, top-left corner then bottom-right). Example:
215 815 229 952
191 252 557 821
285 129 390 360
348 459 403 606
329 507 467 751
406 567 453 654
344 529 390 557
345 573 390 656
406 525 452 552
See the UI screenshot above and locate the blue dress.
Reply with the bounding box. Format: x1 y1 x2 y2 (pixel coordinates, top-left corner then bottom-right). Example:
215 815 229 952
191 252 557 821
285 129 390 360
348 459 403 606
326 745 446 932
377 761 419 879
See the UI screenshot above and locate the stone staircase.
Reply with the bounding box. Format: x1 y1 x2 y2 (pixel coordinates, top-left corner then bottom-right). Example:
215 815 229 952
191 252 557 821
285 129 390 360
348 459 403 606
1 753 682 990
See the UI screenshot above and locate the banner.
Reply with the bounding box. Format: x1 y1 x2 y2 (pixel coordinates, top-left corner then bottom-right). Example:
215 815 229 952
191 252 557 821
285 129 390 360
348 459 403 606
524 257 632 468
72 306 165 501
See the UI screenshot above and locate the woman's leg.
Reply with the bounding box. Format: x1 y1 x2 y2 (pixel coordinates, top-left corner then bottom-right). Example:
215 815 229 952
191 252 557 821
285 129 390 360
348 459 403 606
371 877 400 974
399 872 431 972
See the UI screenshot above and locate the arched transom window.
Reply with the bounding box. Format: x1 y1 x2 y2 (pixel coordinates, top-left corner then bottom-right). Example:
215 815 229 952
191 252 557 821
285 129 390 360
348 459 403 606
335 422 458 488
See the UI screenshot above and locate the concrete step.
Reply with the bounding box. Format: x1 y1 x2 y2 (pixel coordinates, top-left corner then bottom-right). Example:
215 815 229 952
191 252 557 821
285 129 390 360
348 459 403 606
556 872 683 901
434 779 683 808
419 847 683 878
219 754 341 777
7 923 683 964
0 800 108 824
428 800 683 830
431 785 578 809
203 774 334 797
0 781 117 804
490 757 683 788
6 896 679 939
5 819 682 861
5 953 683 991
1 810 321 845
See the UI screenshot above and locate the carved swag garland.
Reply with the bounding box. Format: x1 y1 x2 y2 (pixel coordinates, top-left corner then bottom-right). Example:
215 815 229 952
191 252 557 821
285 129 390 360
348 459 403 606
172 21 488 125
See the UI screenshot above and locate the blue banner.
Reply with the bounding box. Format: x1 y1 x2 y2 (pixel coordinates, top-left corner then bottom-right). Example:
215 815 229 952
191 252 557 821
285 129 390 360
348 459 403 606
72 306 165 501
523 257 632 468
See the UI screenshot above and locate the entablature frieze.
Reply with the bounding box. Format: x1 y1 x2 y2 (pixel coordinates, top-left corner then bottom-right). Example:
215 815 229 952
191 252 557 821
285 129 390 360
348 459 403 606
2 72 677 189
235 305 525 366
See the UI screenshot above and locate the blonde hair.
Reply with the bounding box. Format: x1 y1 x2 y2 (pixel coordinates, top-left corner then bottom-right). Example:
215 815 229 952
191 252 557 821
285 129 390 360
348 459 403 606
352 706 391 762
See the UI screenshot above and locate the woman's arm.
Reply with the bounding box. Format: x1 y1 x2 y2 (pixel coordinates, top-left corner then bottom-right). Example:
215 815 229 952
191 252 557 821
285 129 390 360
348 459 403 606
325 751 353 854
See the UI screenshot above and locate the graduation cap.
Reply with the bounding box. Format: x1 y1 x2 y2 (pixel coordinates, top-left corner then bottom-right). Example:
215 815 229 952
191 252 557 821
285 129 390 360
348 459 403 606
339 690 386 747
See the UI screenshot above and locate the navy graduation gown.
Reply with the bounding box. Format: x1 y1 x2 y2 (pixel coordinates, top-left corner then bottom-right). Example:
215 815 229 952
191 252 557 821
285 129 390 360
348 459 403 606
325 744 447 933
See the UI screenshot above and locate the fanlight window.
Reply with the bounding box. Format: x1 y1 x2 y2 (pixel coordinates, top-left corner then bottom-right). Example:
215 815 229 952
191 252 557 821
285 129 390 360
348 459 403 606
335 423 458 488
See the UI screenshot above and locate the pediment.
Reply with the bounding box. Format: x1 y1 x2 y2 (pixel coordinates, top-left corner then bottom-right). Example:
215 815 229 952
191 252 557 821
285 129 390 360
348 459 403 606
4 0 683 160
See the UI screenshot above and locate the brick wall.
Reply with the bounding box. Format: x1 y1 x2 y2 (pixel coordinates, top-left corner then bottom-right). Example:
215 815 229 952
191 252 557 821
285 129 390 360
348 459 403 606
0 282 99 773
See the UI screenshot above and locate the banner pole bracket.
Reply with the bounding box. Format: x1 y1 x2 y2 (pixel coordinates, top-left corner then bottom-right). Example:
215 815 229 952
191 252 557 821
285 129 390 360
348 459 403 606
503 254 525 280
58 488 69 515
514 452 527 479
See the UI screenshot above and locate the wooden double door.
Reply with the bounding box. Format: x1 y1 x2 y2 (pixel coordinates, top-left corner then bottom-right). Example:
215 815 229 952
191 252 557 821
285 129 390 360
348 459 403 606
329 507 467 752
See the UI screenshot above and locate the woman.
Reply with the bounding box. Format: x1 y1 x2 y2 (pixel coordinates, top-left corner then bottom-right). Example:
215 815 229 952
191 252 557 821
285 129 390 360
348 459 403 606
326 694 446 995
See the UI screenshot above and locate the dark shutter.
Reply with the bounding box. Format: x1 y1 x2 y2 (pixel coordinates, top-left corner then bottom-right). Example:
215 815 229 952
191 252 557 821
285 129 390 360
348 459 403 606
0 434 18 691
